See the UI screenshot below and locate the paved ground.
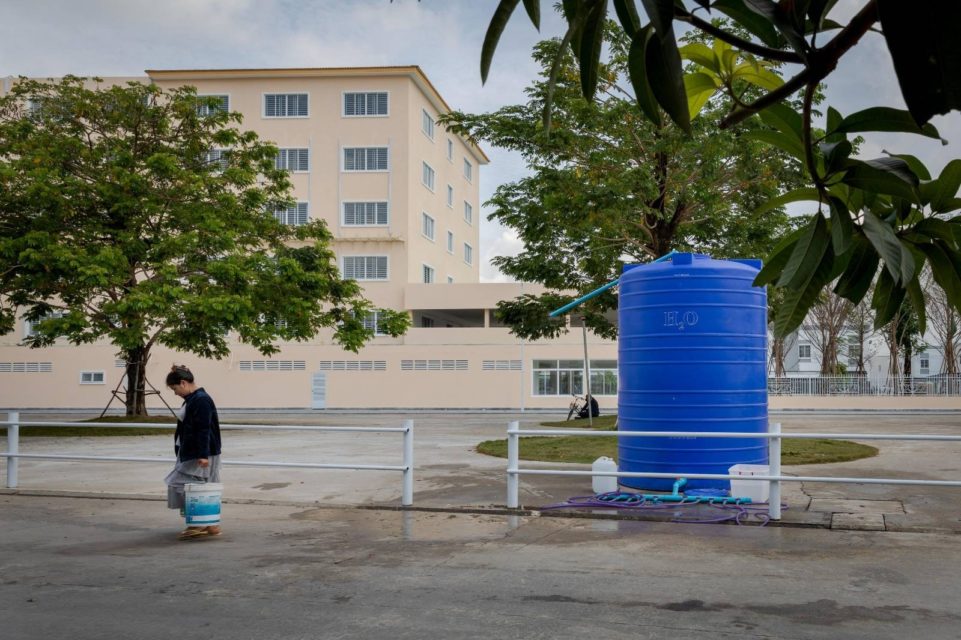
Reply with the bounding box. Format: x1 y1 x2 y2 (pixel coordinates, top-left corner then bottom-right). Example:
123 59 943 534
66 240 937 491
2 411 960 638
2 495 961 639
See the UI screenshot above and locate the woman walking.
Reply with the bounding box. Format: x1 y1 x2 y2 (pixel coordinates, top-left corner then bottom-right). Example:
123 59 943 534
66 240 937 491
163 365 223 540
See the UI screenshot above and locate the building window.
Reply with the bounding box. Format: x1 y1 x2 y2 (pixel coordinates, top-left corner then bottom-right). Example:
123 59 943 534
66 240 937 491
847 343 862 363
275 148 309 172
423 264 435 284
80 371 105 385
273 202 308 226
422 162 435 191
422 109 434 139
422 212 435 240
464 243 473 265
203 149 228 172
421 316 435 328
343 201 388 226
446 184 454 208
447 276 454 284
344 147 388 171
24 311 66 338
919 352 930 375
464 201 472 225
264 93 308 118
343 256 388 281
463 158 472 182
361 311 389 336
532 359 618 396
343 92 388 116
447 230 454 254
447 138 454 161
798 344 812 360
197 94 229 117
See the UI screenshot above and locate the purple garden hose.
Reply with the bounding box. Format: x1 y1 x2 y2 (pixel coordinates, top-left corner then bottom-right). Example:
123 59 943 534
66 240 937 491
541 492 787 526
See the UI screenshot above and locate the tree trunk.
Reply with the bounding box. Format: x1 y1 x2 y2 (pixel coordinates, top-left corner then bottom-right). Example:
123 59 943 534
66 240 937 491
903 341 913 377
123 345 150 417
770 335 786 377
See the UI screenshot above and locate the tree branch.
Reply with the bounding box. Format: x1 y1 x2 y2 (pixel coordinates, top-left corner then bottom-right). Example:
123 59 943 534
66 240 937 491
675 8 804 64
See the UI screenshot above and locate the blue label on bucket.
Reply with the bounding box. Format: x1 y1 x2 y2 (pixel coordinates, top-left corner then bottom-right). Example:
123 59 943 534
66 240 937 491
185 493 221 525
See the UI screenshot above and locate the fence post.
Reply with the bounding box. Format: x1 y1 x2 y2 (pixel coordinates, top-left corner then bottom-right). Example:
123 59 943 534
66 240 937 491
768 421 781 520
507 420 519 508
402 419 414 507
6 411 19 489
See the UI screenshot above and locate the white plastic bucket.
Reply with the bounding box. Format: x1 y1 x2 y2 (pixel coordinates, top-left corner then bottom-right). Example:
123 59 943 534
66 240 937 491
592 456 619 494
184 482 223 526
728 464 770 503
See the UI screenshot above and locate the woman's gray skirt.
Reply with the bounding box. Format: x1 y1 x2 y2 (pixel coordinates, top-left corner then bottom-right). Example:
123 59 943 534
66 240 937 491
164 455 222 509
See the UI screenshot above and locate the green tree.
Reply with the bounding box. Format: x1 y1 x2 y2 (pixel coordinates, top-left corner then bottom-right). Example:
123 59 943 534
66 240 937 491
481 1 961 337
444 26 801 339
0 77 409 416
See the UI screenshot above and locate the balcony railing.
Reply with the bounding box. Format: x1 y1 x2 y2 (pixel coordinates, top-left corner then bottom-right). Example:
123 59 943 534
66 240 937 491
768 375 961 396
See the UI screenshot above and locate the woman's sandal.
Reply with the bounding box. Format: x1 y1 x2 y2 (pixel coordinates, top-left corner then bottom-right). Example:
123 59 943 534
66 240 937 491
178 526 221 540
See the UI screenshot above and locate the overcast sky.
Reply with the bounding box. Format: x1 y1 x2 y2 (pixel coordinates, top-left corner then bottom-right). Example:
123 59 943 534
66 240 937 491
3 0 959 281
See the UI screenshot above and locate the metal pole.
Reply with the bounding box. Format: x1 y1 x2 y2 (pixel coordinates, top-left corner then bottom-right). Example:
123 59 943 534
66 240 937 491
582 320 592 428
507 420 519 508
402 419 414 506
6 411 18 489
769 421 782 520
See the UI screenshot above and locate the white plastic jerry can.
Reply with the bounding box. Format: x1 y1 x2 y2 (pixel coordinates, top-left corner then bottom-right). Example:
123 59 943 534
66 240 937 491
592 456 618 494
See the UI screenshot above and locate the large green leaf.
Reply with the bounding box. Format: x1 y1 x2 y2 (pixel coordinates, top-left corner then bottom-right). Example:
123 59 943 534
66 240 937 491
758 102 804 142
778 213 830 289
843 158 919 202
871 267 906 328
878 0 961 125
713 0 782 47
862 210 910 284
833 236 879 304
753 186 821 215
743 129 806 163
481 0 522 84
774 250 834 336
925 159 961 213
828 196 853 254
906 272 927 336
831 107 946 143
612 0 641 36
627 26 663 127
522 0 541 29
679 42 717 71
684 72 720 119
742 0 810 56
914 218 957 246
753 226 806 286
731 60 784 91
578 0 607 102
884 152 931 181
641 0 690 133
920 241 961 314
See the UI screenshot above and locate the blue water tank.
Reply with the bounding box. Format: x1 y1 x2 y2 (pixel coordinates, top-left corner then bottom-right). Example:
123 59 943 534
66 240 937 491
617 253 768 491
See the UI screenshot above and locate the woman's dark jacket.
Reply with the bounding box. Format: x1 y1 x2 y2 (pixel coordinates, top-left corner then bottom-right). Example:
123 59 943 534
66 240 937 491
174 387 222 462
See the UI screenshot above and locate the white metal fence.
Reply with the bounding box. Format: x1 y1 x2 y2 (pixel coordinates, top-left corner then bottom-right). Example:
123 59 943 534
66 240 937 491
768 375 961 396
505 421 961 520
0 411 414 506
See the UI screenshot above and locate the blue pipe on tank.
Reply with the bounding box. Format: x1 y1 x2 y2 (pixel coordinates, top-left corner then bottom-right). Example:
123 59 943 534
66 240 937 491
599 477 754 505
548 250 678 318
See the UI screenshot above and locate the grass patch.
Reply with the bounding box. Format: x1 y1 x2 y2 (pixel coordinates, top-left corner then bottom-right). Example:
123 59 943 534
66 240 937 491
477 416 879 466
11 414 177 438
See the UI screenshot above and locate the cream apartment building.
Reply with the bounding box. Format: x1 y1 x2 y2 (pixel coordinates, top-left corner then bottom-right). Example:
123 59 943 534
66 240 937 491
0 67 620 411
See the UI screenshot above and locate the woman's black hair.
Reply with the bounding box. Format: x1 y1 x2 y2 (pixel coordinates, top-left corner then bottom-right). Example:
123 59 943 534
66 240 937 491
166 364 195 386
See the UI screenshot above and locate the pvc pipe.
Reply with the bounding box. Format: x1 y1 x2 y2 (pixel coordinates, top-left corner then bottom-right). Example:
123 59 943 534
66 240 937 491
548 250 678 317
510 428 961 441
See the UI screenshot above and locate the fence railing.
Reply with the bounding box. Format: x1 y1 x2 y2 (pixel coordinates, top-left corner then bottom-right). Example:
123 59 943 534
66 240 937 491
506 421 961 520
768 375 961 396
0 411 414 506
